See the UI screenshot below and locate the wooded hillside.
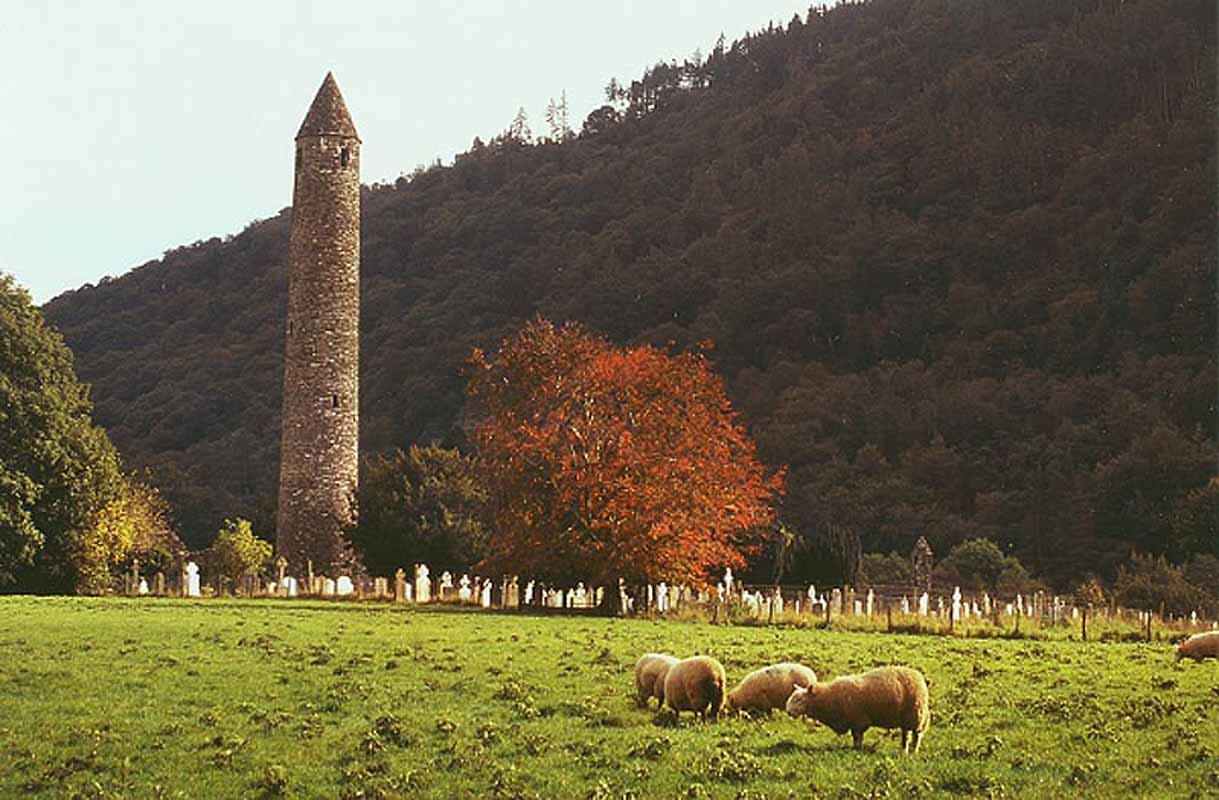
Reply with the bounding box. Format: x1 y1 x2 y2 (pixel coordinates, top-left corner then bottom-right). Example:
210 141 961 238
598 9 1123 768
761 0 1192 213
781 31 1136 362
43 0 1216 587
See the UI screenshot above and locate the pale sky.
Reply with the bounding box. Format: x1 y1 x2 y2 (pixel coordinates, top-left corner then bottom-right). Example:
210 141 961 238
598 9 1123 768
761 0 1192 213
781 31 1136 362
2 1 819 304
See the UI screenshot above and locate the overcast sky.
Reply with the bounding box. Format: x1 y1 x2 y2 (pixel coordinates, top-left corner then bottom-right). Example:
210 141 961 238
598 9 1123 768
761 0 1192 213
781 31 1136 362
2 1 820 304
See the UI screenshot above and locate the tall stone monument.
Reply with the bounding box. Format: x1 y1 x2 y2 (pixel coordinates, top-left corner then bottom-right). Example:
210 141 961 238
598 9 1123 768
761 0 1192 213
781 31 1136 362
276 73 361 574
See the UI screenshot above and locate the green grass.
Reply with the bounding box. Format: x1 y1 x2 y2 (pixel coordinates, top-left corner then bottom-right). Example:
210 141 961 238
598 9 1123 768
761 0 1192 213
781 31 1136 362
0 598 1215 799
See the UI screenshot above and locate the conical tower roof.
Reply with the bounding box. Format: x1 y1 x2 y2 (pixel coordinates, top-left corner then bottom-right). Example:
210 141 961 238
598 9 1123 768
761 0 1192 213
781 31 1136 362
296 72 359 141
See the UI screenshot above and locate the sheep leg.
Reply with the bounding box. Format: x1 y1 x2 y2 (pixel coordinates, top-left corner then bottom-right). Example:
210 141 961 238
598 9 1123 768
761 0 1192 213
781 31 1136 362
851 730 864 750
901 730 909 752
910 730 922 754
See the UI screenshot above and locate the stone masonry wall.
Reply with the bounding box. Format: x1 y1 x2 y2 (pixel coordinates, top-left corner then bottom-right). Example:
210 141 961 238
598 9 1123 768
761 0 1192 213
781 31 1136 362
277 130 361 574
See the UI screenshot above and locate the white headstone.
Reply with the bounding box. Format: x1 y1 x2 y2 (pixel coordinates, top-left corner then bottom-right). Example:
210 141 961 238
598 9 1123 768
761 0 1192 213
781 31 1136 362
901 595 911 615
723 567 734 593
285 576 298 597
524 580 535 605
574 582 587 607
480 579 492 608
415 564 431 603
656 582 669 613
918 592 929 616
186 562 201 597
337 576 354 596
138 578 149 595
458 574 472 602
323 578 336 596
865 589 874 616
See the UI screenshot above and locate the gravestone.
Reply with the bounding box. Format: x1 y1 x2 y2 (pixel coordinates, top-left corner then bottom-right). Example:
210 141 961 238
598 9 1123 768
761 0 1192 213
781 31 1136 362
374 577 388 598
831 588 842 616
185 562 201 597
458 575 472 602
394 569 406 603
723 567 734 594
284 576 298 597
415 564 431 603
481 580 492 608
574 582 588 608
154 572 165 596
866 589 875 617
275 556 288 594
138 578 149 595
337 576 354 596
901 596 911 615
656 583 669 613
509 576 520 608
440 571 454 600
322 577 336 596
918 592 929 616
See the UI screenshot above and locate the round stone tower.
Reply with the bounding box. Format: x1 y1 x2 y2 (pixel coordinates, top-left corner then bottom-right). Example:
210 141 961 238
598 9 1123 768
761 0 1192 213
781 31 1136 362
277 72 361 575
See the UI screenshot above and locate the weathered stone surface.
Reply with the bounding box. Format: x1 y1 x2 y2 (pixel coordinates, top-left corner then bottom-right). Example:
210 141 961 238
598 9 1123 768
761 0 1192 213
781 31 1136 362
276 73 361 575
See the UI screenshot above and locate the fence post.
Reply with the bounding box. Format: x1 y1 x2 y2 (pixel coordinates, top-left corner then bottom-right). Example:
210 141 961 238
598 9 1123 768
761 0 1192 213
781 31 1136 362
1081 605 1088 642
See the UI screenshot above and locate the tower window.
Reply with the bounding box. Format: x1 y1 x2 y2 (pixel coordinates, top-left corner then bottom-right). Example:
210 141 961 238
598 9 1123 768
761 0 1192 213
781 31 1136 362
331 394 340 409
340 147 350 167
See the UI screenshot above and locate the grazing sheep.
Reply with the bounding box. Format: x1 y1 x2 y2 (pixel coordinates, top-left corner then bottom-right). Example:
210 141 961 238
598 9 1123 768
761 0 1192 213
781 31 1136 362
663 656 726 720
786 666 930 753
1176 631 1219 662
726 662 818 714
634 653 679 707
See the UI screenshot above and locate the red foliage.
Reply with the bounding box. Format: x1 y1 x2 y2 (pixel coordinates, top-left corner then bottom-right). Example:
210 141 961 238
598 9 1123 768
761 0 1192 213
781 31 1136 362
467 318 783 589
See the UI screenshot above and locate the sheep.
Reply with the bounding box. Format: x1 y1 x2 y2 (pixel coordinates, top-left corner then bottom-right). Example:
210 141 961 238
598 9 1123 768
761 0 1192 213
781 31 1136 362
663 655 726 720
785 666 930 753
1176 631 1219 662
634 653 679 707
726 662 818 714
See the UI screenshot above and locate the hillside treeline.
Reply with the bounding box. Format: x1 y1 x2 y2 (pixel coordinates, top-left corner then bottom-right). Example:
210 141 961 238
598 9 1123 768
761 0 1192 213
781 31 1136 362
43 0 1215 588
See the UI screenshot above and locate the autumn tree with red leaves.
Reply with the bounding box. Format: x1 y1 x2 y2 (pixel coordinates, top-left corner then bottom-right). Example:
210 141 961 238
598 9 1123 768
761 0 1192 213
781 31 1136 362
467 318 783 610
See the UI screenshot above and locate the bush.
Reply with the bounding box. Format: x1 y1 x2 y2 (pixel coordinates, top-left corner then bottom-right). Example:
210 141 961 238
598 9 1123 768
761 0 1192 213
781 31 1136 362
934 538 1030 593
1112 554 1211 617
208 518 272 582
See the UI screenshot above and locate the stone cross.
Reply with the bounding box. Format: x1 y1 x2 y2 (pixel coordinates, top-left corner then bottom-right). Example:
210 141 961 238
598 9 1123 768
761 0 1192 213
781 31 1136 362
723 567 734 594
276 556 288 589
440 571 454 599
458 574 472 602
480 579 492 608
130 559 141 596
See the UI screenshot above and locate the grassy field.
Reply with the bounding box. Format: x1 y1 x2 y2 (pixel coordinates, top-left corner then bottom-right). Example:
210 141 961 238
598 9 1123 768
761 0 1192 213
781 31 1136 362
0 598 1215 799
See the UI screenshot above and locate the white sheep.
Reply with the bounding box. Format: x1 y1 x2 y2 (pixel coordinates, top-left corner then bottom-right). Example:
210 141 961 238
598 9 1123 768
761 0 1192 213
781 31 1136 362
634 653 679 707
786 665 930 753
726 662 818 714
1176 631 1219 662
663 655 726 720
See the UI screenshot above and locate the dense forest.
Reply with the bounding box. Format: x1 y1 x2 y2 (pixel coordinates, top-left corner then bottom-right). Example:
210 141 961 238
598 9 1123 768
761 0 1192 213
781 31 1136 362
43 0 1215 589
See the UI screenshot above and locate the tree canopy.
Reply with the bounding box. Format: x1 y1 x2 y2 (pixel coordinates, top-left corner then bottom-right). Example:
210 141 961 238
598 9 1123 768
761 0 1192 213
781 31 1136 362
467 318 782 590
0 273 127 592
346 445 488 575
